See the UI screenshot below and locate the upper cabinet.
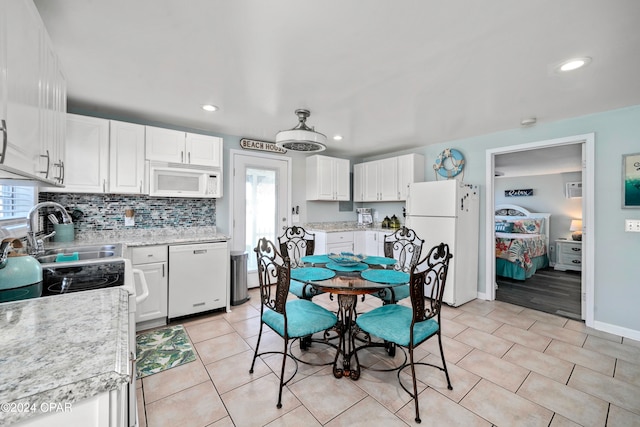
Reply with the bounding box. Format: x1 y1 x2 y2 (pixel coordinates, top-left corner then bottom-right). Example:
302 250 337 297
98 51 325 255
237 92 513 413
0 0 66 184
306 155 350 201
146 126 222 168
46 114 110 193
354 153 424 202
109 120 145 194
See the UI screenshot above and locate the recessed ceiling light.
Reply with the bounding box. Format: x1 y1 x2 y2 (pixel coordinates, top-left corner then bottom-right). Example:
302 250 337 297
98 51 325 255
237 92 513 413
333 135 343 141
558 57 592 72
202 104 218 112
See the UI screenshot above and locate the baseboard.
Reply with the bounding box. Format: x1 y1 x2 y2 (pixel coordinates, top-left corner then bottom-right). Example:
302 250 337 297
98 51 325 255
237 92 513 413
477 292 489 300
593 320 640 341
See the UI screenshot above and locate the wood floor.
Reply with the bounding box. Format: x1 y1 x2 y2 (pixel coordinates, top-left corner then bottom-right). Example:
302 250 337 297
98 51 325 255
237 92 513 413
496 267 582 320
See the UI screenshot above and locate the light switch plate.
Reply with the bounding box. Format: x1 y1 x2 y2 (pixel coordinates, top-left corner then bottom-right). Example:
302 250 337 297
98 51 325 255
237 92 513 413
625 219 640 232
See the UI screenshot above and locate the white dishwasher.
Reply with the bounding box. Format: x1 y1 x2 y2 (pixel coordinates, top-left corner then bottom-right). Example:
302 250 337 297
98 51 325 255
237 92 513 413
168 241 229 319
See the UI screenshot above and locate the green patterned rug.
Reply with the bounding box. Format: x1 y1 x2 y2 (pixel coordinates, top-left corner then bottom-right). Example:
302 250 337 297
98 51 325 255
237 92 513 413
136 325 197 379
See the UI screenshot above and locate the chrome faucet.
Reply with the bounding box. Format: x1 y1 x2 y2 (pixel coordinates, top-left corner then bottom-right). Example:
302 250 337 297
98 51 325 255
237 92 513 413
26 202 73 255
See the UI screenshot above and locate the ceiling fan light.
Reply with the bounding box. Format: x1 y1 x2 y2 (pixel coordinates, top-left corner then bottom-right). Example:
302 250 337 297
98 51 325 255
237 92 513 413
275 109 327 152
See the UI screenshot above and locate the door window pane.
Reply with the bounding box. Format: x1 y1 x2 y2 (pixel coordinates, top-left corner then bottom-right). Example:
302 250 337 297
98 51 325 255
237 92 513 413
246 168 276 271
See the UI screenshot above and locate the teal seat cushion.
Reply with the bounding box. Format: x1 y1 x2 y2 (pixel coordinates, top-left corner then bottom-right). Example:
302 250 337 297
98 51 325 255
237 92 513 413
373 284 410 303
356 304 439 347
263 299 337 338
289 279 324 299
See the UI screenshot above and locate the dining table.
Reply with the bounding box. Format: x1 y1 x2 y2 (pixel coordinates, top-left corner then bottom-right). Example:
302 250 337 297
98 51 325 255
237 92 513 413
292 254 407 380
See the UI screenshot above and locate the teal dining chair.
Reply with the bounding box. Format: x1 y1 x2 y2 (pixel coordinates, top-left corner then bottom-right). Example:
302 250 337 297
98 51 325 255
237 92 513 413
355 242 453 424
373 226 424 305
278 226 325 300
250 238 338 409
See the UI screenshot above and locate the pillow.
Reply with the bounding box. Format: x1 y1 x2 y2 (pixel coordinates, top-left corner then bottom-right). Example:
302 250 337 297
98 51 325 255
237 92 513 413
512 219 542 234
495 221 514 233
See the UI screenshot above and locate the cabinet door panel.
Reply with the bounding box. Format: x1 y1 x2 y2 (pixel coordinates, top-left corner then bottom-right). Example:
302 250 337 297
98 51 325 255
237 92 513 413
353 163 364 202
145 126 184 163
363 161 379 201
185 133 222 167
135 262 168 323
379 157 398 201
335 158 350 200
55 114 109 193
109 120 145 193
4 0 42 173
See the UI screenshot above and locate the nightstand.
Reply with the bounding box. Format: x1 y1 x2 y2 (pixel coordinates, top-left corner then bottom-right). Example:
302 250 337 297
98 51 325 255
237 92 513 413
554 240 582 271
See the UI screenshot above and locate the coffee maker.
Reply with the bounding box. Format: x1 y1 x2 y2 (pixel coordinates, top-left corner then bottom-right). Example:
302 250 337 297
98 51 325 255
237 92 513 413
356 208 373 227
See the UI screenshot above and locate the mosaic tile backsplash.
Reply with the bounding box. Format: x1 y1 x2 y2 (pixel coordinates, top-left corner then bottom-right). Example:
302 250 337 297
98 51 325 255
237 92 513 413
39 193 216 238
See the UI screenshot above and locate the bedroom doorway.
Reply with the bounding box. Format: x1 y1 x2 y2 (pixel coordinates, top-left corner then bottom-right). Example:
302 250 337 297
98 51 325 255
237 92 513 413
485 134 595 326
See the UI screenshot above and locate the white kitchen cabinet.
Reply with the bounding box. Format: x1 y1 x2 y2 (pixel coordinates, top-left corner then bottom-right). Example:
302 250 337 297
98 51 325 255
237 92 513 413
0 0 66 184
397 154 424 200
14 384 128 427
313 231 354 254
356 153 424 202
168 242 229 318
146 126 222 168
306 155 350 201
45 114 110 193
354 230 366 254
109 120 145 194
131 245 168 329
353 163 364 202
365 230 387 256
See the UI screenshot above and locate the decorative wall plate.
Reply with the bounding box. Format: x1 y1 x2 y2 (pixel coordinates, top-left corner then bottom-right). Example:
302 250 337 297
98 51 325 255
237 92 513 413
433 148 465 179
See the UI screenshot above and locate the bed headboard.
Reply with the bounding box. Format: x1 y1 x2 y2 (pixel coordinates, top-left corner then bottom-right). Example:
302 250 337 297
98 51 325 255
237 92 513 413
495 204 551 251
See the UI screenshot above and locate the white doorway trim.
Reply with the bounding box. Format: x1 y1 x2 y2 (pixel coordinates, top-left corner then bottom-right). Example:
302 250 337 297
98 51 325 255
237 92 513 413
484 133 595 327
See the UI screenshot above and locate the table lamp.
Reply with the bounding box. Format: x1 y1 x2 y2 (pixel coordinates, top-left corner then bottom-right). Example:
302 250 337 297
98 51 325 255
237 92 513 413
570 219 582 241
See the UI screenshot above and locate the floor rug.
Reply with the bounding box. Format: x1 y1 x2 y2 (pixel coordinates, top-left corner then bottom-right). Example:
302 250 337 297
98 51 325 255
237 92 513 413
136 325 196 379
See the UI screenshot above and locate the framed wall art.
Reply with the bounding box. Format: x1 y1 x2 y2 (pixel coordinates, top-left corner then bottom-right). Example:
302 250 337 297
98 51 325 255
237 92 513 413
623 152 640 208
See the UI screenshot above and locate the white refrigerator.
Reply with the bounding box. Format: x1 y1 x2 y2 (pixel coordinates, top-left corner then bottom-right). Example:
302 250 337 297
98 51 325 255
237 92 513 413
405 180 479 307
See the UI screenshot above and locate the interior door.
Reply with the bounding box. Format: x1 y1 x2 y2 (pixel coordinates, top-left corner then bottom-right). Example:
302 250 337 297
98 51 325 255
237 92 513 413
231 151 290 287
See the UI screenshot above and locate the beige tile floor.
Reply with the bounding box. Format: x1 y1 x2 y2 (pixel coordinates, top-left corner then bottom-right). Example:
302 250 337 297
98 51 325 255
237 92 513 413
136 288 640 427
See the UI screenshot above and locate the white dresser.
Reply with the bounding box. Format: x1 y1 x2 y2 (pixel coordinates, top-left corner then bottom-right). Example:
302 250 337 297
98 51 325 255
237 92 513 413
554 240 582 272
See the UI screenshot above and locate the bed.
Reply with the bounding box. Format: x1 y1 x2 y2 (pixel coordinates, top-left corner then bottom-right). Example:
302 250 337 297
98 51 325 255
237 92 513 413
495 204 550 280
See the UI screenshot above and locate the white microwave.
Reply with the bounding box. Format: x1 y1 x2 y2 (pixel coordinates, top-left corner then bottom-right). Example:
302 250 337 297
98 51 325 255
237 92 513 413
148 162 222 198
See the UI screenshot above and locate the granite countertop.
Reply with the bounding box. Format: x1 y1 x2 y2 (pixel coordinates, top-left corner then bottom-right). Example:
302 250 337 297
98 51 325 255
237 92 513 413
45 226 230 250
304 222 400 233
0 288 130 425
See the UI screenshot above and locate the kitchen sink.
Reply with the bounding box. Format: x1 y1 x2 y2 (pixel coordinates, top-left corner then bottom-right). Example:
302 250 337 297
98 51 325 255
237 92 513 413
36 244 123 264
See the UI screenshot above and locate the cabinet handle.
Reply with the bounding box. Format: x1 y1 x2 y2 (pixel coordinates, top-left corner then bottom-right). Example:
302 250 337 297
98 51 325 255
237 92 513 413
139 180 143 193
193 302 205 307
571 259 581 264
162 264 165 277
181 151 184 163
56 160 65 183
0 119 7 165
188 152 191 164
103 179 106 192
38 150 50 178
193 249 207 254
571 247 581 252
129 351 137 384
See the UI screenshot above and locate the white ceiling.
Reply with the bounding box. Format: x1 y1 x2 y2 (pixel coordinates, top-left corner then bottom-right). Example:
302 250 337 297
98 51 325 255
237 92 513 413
495 144 582 178
34 0 640 158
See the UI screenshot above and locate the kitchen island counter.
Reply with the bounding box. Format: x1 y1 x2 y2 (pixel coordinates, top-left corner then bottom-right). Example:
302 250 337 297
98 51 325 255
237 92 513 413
304 222 397 233
0 288 130 425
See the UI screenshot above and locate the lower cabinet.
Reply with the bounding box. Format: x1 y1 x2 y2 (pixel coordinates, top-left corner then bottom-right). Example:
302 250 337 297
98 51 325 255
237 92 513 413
313 231 354 254
168 242 229 318
14 384 128 427
554 240 582 272
131 245 168 328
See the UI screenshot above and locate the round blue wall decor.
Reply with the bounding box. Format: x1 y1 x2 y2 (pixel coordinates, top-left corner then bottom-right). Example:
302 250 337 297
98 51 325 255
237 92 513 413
433 148 465 179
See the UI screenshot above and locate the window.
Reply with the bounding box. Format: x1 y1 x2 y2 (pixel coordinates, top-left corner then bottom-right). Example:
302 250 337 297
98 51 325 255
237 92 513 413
0 184 36 237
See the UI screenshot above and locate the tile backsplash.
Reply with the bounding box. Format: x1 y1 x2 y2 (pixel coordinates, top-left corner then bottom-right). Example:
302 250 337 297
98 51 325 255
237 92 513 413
39 193 216 237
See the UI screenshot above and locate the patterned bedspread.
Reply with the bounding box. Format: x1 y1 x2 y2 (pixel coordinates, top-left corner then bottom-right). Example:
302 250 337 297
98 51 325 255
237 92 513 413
495 232 547 272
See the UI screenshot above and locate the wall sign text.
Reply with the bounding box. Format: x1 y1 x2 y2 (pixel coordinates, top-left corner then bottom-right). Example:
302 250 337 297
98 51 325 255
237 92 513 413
505 188 533 197
240 138 287 154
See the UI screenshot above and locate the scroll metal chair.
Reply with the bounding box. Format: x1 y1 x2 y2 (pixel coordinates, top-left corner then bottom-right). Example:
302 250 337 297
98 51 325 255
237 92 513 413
355 243 453 423
373 226 424 305
278 226 324 300
249 238 338 408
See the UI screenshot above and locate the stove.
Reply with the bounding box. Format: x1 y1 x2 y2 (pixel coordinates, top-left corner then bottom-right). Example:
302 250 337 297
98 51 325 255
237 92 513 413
41 259 126 296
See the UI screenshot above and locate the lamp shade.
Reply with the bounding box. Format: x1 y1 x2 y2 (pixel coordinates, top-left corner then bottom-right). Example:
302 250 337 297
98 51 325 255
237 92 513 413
569 220 582 231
